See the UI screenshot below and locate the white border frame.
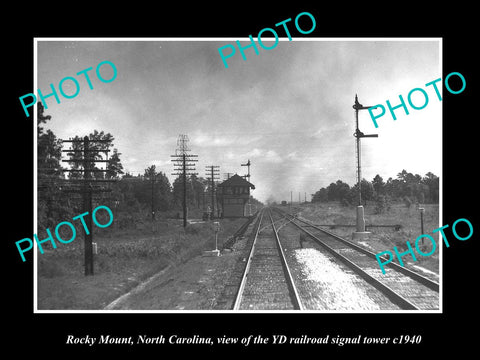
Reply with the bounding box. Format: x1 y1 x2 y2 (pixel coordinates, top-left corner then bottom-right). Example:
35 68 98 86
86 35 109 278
33 37 443 314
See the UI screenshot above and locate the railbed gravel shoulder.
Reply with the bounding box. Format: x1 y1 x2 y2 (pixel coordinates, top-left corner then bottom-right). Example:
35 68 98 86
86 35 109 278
105 239 249 310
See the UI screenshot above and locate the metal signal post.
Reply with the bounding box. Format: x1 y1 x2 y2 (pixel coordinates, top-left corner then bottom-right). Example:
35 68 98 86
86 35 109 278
241 159 252 215
241 159 251 181
352 95 378 237
353 94 378 205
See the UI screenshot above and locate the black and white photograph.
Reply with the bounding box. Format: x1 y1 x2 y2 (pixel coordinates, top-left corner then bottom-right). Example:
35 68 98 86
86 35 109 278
6 5 478 356
33 38 442 313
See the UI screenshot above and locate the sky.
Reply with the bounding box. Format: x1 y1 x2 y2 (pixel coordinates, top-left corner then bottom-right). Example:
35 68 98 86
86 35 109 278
36 38 441 203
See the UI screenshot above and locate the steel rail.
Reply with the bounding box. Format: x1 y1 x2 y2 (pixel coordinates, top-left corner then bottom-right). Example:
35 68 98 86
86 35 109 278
268 210 304 310
232 208 265 310
273 208 439 292
276 210 420 310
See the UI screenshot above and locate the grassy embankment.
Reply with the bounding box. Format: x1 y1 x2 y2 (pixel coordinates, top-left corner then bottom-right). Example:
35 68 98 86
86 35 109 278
296 201 440 274
37 209 246 310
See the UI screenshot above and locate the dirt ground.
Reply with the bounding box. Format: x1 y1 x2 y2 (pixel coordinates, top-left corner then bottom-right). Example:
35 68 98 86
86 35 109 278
104 248 244 310
36 217 247 310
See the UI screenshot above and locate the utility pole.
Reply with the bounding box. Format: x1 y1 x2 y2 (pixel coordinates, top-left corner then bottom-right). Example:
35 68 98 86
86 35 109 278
352 94 378 238
144 165 157 221
151 174 155 220
62 136 115 276
205 165 220 219
171 135 198 227
203 188 206 210
290 191 293 215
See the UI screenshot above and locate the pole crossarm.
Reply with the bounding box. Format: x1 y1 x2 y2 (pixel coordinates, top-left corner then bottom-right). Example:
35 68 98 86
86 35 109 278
62 139 114 143
62 149 110 152
171 134 199 227
59 136 115 276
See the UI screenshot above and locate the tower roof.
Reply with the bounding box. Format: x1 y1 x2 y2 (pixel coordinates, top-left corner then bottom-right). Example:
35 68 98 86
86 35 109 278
217 173 255 189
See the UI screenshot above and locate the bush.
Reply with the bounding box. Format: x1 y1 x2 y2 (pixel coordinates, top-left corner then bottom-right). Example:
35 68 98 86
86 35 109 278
38 258 65 278
374 195 391 214
340 197 350 207
404 196 412 208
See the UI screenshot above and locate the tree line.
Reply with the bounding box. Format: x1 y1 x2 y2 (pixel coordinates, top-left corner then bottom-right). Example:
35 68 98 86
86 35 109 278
311 170 439 212
37 103 262 229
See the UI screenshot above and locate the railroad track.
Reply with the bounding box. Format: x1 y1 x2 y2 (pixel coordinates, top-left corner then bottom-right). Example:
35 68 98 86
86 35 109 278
232 208 304 310
273 207 440 310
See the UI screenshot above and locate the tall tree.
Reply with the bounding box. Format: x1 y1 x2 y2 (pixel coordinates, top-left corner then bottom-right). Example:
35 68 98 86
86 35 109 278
372 174 385 196
312 188 328 203
140 165 173 213
172 174 201 209
37 102 63 178
349 179 375 205
191 175 207 209
37 102 68 228
105 148 124 180
326 180 350 201
65 130 115 180
422 172 439 203
144 165 158 219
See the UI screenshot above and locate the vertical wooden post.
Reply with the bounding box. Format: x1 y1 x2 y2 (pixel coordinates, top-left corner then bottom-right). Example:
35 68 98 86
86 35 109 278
182 153 187 228
83 136 94 276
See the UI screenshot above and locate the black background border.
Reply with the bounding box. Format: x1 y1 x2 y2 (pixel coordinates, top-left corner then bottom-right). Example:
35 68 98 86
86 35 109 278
5 4 477 356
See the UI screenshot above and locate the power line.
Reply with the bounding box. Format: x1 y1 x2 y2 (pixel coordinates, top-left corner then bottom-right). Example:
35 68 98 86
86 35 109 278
205 165 220 219
171 134 198 227
61 136 116 276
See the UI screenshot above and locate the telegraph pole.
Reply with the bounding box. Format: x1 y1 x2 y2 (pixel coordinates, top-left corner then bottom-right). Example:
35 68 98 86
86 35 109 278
182 153 187 224
151 174 155 220
62 136 115 276
205 165 220 219
290 191 293 214
171 135 198 227
144 166 157 221
352 94 378 238
83 137 93 275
